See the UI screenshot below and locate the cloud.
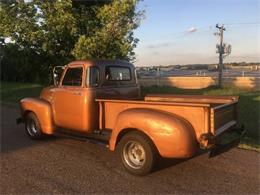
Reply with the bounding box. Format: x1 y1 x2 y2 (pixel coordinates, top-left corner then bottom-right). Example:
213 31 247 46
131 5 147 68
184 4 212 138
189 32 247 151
187 27 197 33
147 42 171 49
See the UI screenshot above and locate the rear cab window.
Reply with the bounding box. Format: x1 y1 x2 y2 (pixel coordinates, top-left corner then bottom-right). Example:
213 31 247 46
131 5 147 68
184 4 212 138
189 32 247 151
105 66 131 81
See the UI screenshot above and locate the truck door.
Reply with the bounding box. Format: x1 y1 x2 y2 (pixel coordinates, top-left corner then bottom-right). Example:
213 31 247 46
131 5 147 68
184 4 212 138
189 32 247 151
52 66 85 131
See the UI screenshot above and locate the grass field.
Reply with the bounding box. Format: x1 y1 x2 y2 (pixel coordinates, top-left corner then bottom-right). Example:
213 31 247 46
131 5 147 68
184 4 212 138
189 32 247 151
1 81 259 149
1 82 43 104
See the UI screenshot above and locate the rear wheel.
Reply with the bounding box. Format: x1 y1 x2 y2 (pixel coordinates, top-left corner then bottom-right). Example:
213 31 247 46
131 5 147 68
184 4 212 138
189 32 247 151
118 131 156 176
25 112 45 139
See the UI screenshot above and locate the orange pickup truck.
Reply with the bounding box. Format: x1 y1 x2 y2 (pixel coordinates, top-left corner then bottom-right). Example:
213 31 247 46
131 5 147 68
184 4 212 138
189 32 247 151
17 60 244 175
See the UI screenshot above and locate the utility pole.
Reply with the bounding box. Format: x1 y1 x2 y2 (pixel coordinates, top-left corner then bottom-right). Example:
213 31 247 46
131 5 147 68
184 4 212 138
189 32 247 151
216 24 225 88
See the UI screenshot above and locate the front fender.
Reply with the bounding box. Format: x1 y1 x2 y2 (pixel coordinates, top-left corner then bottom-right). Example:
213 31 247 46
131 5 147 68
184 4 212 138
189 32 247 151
110 108 198 158
20 98 55 134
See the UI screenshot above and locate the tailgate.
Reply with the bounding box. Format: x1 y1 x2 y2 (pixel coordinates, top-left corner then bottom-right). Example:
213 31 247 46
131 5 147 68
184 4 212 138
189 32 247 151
211 101 238 136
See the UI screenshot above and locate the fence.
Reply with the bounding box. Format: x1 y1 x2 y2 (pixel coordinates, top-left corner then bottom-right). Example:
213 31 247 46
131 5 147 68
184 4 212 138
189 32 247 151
138 76 260 89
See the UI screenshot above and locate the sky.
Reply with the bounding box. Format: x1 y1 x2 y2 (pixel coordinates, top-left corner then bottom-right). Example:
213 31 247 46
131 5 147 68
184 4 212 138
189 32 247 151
134 0 260 66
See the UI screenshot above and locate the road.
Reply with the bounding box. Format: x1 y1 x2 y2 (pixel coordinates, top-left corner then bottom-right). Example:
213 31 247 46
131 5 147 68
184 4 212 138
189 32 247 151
1 104 259 194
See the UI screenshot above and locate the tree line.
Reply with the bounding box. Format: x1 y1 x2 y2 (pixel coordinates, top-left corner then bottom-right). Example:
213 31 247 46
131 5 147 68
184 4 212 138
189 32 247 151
0 0 143 83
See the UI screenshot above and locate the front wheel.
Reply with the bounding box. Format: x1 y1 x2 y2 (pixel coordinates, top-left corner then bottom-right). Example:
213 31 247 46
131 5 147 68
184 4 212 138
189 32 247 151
25 112 45 140
118 132 156 176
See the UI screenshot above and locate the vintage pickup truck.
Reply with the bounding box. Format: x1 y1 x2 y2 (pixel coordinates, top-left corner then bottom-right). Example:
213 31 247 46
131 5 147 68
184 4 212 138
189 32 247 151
17 60 244 175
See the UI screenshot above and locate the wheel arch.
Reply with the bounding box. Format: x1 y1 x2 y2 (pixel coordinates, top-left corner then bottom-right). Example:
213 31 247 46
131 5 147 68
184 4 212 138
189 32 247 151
20 98 55 134
115 128 160 155
23 110 34 118
110 108 198 158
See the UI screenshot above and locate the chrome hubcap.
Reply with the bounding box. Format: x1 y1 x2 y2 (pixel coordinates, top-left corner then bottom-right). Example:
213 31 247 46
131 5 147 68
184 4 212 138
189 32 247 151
123 141 146 169
26 119 37 136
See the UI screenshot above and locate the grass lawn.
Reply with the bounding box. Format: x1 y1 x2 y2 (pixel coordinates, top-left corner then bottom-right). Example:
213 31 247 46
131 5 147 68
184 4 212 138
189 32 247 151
1 81 43 104
1 81 259 149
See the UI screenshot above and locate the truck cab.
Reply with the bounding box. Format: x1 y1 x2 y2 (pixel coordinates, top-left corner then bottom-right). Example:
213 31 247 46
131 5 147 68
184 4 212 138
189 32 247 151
40 60 140 133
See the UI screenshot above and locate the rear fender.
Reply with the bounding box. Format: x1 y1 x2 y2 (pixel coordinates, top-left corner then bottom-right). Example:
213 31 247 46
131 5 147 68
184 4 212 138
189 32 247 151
110 108 198 158
20 98 55 134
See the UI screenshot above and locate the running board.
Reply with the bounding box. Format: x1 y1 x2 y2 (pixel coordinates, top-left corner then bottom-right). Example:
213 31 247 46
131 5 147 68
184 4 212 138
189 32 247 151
54 129 111 148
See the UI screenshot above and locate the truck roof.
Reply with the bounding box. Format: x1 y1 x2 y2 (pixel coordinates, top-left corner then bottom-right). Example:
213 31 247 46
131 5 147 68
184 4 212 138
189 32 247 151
67 59 134 68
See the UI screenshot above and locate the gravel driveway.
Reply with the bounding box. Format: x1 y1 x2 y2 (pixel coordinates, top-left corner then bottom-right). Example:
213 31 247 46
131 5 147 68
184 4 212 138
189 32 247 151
1 104 259 194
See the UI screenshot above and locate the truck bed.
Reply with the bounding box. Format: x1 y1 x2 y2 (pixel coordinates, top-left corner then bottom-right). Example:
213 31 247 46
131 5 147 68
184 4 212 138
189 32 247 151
144 94 238 136
96 94 238 142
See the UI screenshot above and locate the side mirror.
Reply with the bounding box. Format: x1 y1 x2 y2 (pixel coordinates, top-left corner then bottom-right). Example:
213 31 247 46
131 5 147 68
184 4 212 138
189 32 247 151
53 66 64 86
53 72 59 86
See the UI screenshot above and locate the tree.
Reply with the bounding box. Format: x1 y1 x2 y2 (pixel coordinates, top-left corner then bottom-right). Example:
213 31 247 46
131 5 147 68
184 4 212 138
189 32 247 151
0 0 143 83
72 0 142 61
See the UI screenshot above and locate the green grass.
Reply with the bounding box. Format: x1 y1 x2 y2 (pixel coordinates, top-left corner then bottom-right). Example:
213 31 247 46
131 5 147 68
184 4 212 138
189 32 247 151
142 86 260 150
0 82 259 150
0 81 43 105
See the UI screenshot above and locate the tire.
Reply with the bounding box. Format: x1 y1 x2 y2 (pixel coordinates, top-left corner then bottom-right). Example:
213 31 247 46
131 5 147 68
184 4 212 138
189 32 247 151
118 131 156 176
25 112 45 140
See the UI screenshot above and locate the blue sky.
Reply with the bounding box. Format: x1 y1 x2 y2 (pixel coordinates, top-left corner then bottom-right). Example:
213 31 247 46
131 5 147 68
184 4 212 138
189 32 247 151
134 0 260 66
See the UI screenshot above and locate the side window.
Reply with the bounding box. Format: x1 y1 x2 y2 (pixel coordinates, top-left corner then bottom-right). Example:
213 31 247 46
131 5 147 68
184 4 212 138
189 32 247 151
105 66 131 81
87 67 100 87
62 67 83 86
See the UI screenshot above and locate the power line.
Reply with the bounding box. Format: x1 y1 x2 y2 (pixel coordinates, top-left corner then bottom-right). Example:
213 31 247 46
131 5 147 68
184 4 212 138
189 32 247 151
224 22 260 26
223 25 260 30
151 22 259 39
